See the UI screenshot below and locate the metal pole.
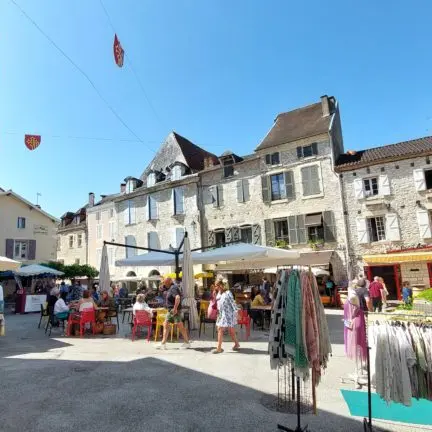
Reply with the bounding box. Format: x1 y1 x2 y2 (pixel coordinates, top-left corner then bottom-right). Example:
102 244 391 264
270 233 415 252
104 240 175 255
175 252 180 281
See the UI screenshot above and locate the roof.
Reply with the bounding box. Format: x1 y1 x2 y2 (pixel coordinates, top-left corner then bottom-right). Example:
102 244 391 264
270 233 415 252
0 189 59 222
335 136 432 171
172 132 218 171
256 101 331 151
95 193 121 206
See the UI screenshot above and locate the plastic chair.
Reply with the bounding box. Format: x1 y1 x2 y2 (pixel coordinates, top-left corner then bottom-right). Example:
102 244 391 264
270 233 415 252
199 300 210 316
79 308 96 337
132 310 152 342
199 310 216 339
38 302 49 329
107 304 120 329
154 308 179 342
237 309 251 340
45 306 67 336
67 311 81 336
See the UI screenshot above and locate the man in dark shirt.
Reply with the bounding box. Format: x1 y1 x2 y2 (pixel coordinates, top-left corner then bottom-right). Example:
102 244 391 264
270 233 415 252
368 276 383 312
157 278 190 350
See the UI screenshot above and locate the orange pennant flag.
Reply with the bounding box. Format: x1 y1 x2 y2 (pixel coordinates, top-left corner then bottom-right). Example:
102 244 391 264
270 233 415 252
24 135 41 151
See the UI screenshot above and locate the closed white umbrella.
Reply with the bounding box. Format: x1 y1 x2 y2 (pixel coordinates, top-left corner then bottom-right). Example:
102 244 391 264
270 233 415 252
99 244 111 294
181 234 199 330
0 256 21 272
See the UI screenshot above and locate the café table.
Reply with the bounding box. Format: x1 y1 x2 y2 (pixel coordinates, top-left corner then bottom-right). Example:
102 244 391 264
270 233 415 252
250 304 272 330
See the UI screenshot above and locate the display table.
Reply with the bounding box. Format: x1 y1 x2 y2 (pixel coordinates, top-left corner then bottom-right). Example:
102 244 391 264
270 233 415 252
24 294 47 313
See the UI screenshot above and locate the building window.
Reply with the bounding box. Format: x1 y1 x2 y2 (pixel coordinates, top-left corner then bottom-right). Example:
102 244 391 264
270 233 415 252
75 258 80 265
148 195 158 220
173 187 184 215
109 221 116 240
96 211 101 221
367 216 386 242
297 143 318 158
147 232 159 250
126 179 136 194
223 159 234 178
265 152 280 165
77 234 83 248
14 240 28 259
301 165 321 196
174 227 185 249
270 173 286 201
96 224 103 240
96 248 102 268
147 173 156 187
17 217 26 229
426 169 432 190
124 200 136 225
240 226 252 244
109 209 114 218
171 165 182 181
69 235 74 248
274 219 289 243
215 231 226 247
57 238 61 251
363 177 379 197
125 235 137 258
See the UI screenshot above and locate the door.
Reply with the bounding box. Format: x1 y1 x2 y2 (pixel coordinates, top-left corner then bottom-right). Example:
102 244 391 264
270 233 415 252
428 263 432 287
367 265 400 300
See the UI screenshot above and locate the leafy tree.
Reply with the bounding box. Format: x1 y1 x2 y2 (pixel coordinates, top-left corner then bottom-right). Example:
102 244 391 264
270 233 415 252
44 261 99 279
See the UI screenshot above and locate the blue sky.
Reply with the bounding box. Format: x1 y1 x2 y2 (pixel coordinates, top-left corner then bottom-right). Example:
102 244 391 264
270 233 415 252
1 0 431 218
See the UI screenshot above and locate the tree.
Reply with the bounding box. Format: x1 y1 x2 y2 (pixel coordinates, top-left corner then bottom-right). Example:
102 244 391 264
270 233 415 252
45 261 99 279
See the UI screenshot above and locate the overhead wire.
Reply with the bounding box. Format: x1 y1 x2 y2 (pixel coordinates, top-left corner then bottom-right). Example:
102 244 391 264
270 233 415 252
98 0 166 130
8 0 156 154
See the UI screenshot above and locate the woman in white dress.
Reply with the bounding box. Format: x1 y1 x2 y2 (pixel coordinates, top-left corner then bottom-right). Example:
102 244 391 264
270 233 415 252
213 283 240 354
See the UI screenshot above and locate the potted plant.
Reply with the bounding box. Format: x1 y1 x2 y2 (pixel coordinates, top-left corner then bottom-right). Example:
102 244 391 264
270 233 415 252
308 239 324 251
275 240 290 249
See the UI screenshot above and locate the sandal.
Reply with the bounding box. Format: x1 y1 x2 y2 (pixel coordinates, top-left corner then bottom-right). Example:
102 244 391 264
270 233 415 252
232 345 240 351
211 349 224 354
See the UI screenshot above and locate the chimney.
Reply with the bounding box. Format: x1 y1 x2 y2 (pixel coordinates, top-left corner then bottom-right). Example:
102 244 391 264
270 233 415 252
120 183 126 193
207 157 214 168
88 192 95 207
320 95 330 117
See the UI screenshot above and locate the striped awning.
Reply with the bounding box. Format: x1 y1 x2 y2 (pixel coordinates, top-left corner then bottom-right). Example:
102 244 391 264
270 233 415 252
363 251 432 264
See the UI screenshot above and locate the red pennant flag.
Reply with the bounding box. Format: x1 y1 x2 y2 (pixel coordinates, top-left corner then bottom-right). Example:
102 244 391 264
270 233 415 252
24 134 41 151
113 34 124 67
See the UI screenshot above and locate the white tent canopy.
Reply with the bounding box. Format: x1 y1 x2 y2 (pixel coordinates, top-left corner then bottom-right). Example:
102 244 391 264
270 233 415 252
0 256 21 272
15 264 64 277
116 251 177 267
264 266 330 276
111 275 162 282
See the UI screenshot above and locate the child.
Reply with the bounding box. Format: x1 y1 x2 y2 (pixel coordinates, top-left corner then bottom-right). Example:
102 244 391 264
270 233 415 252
402 281 412 305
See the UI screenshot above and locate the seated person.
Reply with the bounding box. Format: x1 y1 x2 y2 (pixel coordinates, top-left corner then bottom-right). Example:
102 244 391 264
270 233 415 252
133 294 152 316
53 288 70 320
251 290 265 307
98 290 116 316
78 290 97 312
91 286 99 303
155 284 168 305
201 288 211 301
47 287 59 311
119 285 128 299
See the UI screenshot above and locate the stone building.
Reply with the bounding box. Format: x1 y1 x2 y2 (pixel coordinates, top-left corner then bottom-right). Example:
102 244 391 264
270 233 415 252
113 132 218 282
336 136 432 298
57 205 88 265
200 95 349 283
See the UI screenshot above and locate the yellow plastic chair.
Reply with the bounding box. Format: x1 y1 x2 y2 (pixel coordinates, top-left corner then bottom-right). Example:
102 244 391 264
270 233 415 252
199 300 210 316
154 308 179 342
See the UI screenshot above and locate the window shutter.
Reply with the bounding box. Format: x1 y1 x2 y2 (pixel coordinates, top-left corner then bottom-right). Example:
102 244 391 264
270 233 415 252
301 167 311 196
323 210 336 242
356 218 369 244
288 216 298 244
264 219 275 246
148 196 157 219
28 240 36 260
310 165 321 195
416 210 432 239
210 186 218 207
176 227 184 250
252 224 261 245
237 180 244 203
296 147 302 158
148 232 159 250
130 201 136 224
272 152 280 165
232 226 240 242
225 227 233 243
261 176 270 203
242 179 250 202
385 213 400 241
265 154 271 165
413 169 426 191
353 178 365 199
311 142 318 155
378 175 391 196
124 202 130 224
217 185 223 207
297 214 307 244
174 188 184 214
284 171 295 200
5 239 13 258
207 230 215 247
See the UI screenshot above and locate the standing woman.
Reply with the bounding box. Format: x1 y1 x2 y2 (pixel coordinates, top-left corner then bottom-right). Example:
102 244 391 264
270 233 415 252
378 277 389 308
212 282 240 354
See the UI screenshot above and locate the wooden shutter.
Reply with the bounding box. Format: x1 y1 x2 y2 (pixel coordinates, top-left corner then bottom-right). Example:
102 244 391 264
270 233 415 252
378 175 391 196
242 179 250 202
301 167 311 196
232 226 240 242
311 142 318 155
296 146 302 158
211 186 219 207
264 219 275 246
176 227 184 250
297 214 307 244
288 216 298 244
124 202 130 224
356 218 369 244
416 209 432 239
237 180 244 203
284 171 295 200
413 169 426 191
385 213 400 241
225 227 233 243
130 201 136 224
309 165 321 195
323 210 336 242
174 188 184 214
272 152 280 164
261 176 270 203
28 240 36 260
265 154 271 165
217 185 223 207
5 239 13 258
207 230 215 247
148 196 157 219
252 224 261 244
353 178 365 199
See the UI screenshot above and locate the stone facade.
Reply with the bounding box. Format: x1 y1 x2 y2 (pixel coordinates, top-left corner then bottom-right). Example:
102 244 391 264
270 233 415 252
339 154 432 290
57 223 87 265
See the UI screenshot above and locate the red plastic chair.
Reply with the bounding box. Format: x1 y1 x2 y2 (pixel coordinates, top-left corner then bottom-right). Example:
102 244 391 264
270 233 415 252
237 309 251 340
132 310 152 342
79 308 96 337
67 312 81 336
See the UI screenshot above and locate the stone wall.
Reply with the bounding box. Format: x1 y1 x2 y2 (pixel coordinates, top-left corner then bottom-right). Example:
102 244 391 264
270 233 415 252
400 262 431 288
57 227 87 265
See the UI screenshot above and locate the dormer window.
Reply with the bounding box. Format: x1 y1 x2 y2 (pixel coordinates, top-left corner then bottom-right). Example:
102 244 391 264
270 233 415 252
223 159 234 178
126 179 136 193
171 165 184 181
147 173 156 187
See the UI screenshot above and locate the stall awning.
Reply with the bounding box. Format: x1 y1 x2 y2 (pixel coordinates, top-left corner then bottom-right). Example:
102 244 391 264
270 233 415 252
305 213 322 227
363 251 432 264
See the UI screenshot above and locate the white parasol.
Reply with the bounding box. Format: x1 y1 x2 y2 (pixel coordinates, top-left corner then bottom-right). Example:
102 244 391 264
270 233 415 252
99 244 111 294
0 256 21 272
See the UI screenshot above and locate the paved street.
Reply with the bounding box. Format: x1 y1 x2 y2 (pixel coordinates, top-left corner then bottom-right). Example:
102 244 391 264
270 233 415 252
0 310 427 432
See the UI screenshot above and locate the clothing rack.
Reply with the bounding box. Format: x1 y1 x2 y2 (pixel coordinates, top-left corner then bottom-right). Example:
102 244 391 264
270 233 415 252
363 310 432 432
